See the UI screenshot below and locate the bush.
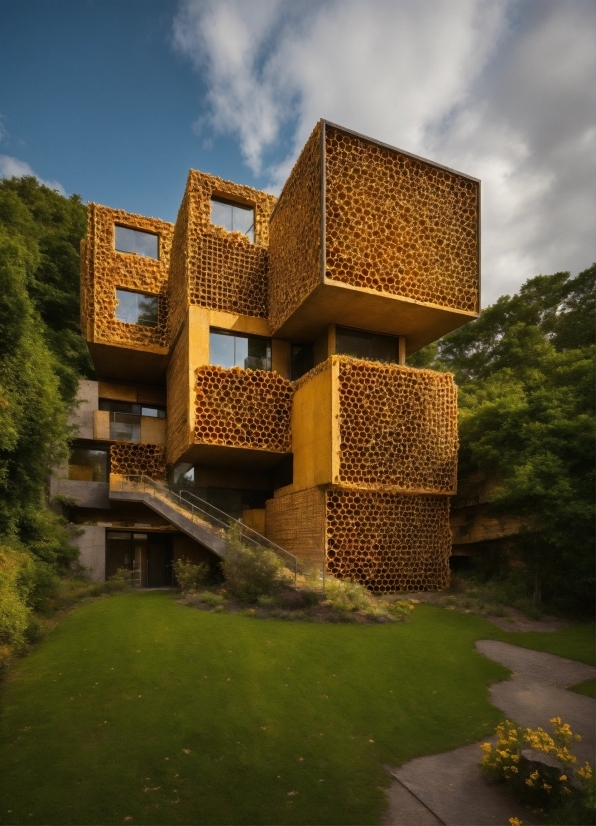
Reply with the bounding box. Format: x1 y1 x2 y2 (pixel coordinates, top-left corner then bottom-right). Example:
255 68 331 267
480 718 594 823
173 558 209 594
197 591 225 606
0 546 33 648
325 578 372 613
221 524 290 603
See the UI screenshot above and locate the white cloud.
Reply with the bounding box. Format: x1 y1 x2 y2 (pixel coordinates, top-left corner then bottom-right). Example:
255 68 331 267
173 0 596 304
0 155 66 195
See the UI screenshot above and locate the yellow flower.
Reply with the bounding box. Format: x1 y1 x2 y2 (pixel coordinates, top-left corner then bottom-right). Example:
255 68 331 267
510 766 518 773
542 783 551 791
508 818 523 826
525 779 534 787
559 775 567 782
481 743 492 753
530 770 540 780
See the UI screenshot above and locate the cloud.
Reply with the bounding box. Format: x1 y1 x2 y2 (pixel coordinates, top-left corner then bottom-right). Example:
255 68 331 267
173 0 596 304
0 155 66 195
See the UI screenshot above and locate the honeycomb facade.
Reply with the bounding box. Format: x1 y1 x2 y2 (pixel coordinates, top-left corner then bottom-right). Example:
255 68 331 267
82 203 173 350
74 119 481 590
337 358 458 493
324 125 479 313
168 170 277 342
325 488 451 592
268 123 322 333
194 366 292 453
110 443 166 480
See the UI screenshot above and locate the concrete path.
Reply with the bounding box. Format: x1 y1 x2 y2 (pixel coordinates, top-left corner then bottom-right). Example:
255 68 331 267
384 641 596 825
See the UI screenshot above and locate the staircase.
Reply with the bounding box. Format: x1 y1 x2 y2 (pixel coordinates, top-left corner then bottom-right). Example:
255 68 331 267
109 474 298 580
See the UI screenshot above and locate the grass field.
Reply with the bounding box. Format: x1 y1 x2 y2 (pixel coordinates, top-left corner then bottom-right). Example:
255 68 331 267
0 592 592 825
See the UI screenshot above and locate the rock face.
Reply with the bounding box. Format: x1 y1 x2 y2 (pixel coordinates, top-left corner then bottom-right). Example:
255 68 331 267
519 748 565 786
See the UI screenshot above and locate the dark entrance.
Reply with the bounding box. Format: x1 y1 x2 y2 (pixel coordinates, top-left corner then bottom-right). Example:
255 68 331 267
105 531 172 586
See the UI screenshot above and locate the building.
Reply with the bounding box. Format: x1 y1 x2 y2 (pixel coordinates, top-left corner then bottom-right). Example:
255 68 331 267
52 121 480 591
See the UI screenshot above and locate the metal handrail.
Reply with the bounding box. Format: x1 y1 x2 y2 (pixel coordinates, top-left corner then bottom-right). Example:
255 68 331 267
120 474 298 581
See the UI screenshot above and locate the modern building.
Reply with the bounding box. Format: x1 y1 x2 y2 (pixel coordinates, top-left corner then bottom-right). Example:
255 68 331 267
53 121 480 591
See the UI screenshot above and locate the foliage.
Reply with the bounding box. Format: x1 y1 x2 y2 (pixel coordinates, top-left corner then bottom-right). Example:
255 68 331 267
0 176 92 400
172 558 209 594
480 718 594 823
196 591 226 606
0 177 90 661
409 266 596 614
221 524 290 602
0 545 34 650
324 577 371 612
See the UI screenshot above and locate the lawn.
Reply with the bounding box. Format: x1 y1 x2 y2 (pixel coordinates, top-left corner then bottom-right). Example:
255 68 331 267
0 593 591 825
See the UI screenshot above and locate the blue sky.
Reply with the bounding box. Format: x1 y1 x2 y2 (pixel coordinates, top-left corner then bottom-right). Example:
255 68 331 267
1 0 594 304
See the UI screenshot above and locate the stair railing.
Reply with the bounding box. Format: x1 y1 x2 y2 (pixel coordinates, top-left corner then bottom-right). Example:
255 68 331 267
118 474 298 582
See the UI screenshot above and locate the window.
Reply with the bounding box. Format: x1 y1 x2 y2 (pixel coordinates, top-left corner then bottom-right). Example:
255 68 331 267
291 343 314 381
99 399 165 442
115 289 158 326
336 327 399 364
114 225 159 259
210 196 254 243
68 448 108 482
210 329 271 371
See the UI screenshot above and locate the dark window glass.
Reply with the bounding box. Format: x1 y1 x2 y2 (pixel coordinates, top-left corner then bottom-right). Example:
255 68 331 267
210 197 254 243
336 327 399 364
115 289 158 326
209 329 271 371
291 344 315 380
68 448 108 482
115 225 159 259
99 399 165 442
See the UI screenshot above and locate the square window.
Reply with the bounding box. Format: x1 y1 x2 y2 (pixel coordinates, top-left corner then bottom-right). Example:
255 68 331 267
209 329 271 371
115 289 158 326
68 448 108 482
210 196 254 243
114 225 159 259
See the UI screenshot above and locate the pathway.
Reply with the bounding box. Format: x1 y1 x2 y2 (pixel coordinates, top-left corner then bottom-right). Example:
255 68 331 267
384 640 596 825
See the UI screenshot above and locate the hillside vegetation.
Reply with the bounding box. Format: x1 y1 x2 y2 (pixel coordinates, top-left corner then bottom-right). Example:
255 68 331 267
0 177 91 660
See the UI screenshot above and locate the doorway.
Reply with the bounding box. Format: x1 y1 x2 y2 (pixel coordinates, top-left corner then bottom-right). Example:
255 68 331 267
105 531 172 586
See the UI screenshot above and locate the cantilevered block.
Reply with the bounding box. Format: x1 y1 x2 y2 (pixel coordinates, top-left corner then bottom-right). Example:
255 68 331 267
291 356 458 495
81 204 173 381
268 121 480 352
168 170 277 340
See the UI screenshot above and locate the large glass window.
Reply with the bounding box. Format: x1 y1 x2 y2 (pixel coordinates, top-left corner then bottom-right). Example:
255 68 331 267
99 399 165 442
291 343 314 381
114 225 159 259
115 289 158 326
210 329 271 371
68 448 108 482
210 196 254 243
336 327 399 364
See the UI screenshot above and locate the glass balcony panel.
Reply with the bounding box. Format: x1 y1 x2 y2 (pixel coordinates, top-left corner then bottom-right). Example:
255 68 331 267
371 333 399 363
336 327 372 360
110 412 141 442
68 448 108 482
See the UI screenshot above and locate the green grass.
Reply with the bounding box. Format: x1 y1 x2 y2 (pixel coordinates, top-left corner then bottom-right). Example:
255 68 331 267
569 678 596 698
0 593 592 825
492 622 596 666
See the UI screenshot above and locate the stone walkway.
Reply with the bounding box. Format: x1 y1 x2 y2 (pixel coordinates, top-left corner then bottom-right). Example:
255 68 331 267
384 641 596 825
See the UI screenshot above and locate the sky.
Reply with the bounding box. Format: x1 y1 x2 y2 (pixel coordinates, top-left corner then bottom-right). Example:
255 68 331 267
1 0 594 306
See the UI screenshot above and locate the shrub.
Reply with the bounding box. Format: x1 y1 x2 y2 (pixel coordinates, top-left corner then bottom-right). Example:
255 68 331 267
0 546 35 648
172 558 209 594
221 524 290 603
384 599 415 620
197 591 225 606
325 578 372 613
480 718 594 821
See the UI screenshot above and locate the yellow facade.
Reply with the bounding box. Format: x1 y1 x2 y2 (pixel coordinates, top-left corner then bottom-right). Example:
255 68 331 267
77 120 481 592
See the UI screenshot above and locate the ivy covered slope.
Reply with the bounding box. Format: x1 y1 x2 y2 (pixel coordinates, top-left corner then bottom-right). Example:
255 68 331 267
0 177 91 654
410 266 596 615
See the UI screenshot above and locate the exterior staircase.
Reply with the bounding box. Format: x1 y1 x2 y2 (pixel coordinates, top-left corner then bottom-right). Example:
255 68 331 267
109 474 298 579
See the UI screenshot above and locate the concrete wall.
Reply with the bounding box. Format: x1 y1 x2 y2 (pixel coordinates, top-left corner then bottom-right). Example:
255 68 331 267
70 525 106 581
50 477 111 509
69 379 98 439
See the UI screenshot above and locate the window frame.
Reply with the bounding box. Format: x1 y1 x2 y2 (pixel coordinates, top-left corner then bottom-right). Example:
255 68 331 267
209 328 272 372
114 224 160 260
115 288 159 327
335 326 400 364
210 195 255 243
